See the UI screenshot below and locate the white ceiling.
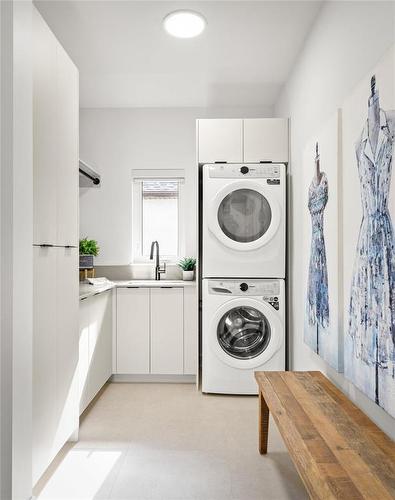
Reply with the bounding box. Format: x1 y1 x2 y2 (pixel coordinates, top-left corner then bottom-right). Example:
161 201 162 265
35 1 322 109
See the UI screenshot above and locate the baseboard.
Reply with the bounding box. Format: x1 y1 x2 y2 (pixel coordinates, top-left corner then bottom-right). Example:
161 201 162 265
110 374 196 383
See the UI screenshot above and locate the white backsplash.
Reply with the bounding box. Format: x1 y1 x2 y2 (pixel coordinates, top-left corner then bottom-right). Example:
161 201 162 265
94 263 183 281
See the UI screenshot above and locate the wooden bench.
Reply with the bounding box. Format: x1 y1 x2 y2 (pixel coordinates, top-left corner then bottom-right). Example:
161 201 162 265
255 370 395 499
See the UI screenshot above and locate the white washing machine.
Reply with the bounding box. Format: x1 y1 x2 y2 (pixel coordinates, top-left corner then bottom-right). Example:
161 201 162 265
202 163 286 278
202 278 285 395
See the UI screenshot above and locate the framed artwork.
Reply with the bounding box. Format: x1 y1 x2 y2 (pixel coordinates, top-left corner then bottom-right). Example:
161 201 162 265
342 44 395 417
303 110 343 372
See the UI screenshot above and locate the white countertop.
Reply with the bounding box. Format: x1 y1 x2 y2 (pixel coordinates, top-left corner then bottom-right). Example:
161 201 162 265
79 282 115 300
114 280 197 288
79 279 196 300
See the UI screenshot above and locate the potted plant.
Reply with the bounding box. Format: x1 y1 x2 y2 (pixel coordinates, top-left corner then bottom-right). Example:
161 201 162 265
79 237 99 269
178 257 196 281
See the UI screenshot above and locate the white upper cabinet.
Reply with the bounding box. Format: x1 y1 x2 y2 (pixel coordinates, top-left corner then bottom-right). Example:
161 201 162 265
198 119 243 164
150 288 184 375
33 9 79 246
243 118 288 163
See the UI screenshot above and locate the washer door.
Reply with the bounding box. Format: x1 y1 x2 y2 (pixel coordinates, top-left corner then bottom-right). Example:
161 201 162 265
209 181 281 251
210 298 283 369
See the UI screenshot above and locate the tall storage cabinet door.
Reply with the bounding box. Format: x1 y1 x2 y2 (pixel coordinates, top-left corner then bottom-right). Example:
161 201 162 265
56 44 79 247
33 247 57 484
198 119 243 164
116 288 150 374
243 119 288 163
88 290 112 401
151 288 184 375
55 247 79 452
33 10 57 245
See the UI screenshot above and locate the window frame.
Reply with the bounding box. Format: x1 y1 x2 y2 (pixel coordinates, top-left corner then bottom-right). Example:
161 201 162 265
131 170 186 264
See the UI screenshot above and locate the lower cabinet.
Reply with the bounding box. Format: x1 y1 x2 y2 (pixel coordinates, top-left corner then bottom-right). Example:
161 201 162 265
116 286 196 375
33 246 79 485
151 288 183 374
116 287 150 374
79 289 112 414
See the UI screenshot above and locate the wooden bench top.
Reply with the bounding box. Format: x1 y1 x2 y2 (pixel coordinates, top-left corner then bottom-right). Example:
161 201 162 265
255 370 395 500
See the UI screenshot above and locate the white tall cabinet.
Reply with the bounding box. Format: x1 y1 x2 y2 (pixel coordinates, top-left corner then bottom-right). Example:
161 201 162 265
32 8 79 485
33 9 78 246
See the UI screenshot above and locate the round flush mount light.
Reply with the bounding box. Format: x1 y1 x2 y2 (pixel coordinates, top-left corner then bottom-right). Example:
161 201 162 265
163 10 206 39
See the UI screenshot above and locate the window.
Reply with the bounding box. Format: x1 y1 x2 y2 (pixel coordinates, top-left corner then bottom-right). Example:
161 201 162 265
132 171 185 262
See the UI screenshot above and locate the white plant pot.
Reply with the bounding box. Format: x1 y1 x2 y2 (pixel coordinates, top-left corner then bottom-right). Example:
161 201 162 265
182 270 194 281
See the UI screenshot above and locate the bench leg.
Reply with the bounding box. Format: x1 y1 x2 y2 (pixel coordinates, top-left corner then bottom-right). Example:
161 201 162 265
259 391 269 455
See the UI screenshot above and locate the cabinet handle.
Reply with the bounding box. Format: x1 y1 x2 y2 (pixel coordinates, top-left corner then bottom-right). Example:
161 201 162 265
214 160 227 164
40 244 54 247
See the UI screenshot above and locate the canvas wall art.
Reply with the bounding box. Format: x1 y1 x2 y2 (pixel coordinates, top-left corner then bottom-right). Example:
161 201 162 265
342 44 395 417
303 111 343 372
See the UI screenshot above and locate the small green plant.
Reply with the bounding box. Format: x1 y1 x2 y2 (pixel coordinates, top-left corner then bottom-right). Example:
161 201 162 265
79 237 99 256
178 257 196 271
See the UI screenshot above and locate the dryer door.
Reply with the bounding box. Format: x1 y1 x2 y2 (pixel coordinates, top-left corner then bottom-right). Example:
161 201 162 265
209 181 281 251
210 298 283 369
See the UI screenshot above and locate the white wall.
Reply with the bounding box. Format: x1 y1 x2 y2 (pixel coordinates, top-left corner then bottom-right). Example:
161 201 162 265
1 1 33 499
275 1 395 437
80 106 272 266
12 2 33 498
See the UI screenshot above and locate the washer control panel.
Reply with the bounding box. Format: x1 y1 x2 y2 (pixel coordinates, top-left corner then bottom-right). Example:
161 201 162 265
208 164 282 179
208 280 281 310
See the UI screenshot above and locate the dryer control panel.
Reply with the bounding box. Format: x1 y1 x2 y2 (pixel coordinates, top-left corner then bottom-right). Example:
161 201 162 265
208 164 282 179
208 279 281 310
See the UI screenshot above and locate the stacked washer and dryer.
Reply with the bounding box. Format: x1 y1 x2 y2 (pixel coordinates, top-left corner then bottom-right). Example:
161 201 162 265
201 160 287 395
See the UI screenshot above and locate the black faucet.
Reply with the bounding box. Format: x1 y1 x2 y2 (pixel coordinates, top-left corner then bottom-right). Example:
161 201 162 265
150 240 166 280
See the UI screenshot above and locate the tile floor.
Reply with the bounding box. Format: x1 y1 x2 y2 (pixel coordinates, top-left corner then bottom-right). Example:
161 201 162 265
34 383 307 500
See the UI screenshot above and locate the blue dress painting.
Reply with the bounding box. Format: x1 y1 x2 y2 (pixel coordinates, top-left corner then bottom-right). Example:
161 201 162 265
306 144 330 355
347 76 395 412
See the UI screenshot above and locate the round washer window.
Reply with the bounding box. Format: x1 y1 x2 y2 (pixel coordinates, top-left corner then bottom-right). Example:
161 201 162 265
218 189 272 243
217 306 271 360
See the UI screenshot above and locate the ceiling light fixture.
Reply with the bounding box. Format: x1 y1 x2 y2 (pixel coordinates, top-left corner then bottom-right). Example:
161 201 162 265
163 10 206 39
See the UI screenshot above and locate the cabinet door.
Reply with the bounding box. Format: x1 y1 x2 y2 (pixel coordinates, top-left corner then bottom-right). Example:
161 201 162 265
88 290 112 402
116 288 150 374
56 44 79 247
55 247 79 451
183 287 197 375
33 10 57 245
33 247 57 484
243 118 289 163
198 119 243 164
79 297 91 414
150 288 183 375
